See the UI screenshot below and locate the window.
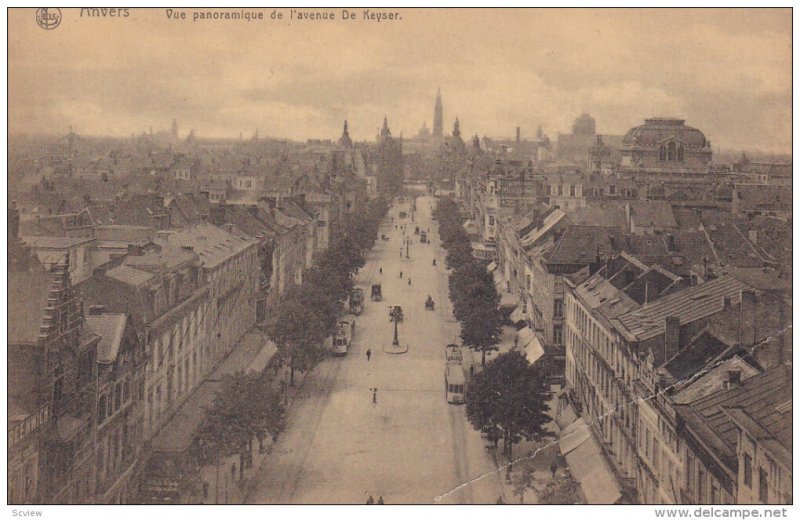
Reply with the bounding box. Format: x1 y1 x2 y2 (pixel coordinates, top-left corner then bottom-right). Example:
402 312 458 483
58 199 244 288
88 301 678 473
698 467 706 502
659 145 666 162
667 142 676 161
553 325 563 345
609 185 616 195
570 185 576 197
677 145 685 162
758 468 768 503
744 453 752 487
488 216 495 226
557 185 563 196
98 395 107 423
554 299 563 318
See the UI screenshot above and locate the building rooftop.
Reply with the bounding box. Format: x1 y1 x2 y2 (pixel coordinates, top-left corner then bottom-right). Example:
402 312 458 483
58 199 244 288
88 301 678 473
155 222 256 269
85 313 127 364
105 264 155 287
21 236 95 249
613 276 748 342
627 200 678 229
676 365 792 468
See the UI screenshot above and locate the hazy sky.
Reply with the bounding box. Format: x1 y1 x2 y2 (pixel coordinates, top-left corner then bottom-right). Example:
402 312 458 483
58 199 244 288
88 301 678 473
9 8 792 153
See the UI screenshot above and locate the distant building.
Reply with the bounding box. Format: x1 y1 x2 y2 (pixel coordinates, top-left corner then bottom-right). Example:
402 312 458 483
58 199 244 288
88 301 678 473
376 117 404 198
620 118 713 172
433 88 443 139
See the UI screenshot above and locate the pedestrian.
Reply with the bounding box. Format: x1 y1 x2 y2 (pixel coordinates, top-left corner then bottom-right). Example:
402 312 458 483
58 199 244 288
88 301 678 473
408 277 411 285
379 267 382 274
496 495 505 504
373 388 378 404
377 496 385 504
550 459 558 479
230 462 237 481
366 349 371 361
202 480 209 499
469 365 474 378
367 495 375 504
400 271 403 278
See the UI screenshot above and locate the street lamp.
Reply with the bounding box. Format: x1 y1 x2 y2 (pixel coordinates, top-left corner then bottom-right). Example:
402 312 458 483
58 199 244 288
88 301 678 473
405 237 410 259
389 306 403 346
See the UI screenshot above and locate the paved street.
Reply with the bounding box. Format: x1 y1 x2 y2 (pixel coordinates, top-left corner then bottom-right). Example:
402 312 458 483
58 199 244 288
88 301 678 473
245 195 505 504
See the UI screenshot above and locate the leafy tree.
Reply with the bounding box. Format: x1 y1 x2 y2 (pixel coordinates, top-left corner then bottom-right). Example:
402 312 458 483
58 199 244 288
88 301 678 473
465 351 552 480
191 371 286 490
445 241 474 270
448 260 499 322
511 462 535 504
266 298 327 385
539 472 584 504
459 300 503 366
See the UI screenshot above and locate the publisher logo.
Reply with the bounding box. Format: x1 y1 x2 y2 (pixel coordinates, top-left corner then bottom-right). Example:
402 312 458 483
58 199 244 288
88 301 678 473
36 8 62 30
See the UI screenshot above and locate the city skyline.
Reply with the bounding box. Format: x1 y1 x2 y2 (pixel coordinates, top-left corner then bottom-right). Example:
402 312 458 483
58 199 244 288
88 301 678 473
8 8 791 153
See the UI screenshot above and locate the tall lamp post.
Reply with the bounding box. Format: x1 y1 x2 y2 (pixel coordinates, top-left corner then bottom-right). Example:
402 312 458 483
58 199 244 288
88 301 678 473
389 306 403 346
405 237 410 259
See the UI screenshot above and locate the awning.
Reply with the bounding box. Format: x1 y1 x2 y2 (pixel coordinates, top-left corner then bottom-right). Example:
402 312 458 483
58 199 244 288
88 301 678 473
463 220 479 236
487 261 497 272
522 333 545 364
559 418 623 504
499 291 517 307
555 400 578 430
509 305 526 324
517 326 535 348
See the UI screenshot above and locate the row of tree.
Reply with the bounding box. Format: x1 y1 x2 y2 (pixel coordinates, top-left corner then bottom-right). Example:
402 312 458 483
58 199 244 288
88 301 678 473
433 197 502 366
268 196 389 385
434 197 552 485
190 196 389 498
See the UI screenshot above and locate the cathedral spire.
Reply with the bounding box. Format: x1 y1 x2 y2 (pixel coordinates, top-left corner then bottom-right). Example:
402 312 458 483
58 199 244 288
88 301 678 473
381 116 391 140
339 120 353 148
433 89 443 138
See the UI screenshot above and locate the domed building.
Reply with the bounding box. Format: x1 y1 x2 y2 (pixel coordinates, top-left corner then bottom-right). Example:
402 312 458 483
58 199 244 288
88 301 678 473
620 118 712 171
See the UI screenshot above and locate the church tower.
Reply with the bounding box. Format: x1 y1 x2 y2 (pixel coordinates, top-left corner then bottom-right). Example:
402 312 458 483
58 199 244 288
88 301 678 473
339 120 353 148
433 89 443 139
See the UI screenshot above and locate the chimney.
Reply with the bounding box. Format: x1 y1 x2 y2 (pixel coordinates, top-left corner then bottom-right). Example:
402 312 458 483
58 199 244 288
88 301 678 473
127 244 143 256
739 289 758 346
516 127 521 143
211 204 226 225
664 316 680 360
89 304 106 315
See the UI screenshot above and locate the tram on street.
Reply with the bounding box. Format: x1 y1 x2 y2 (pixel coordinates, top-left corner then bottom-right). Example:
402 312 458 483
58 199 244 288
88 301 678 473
332 315 356 356
445 364 466 404
445 344 463 364
349 288 364 315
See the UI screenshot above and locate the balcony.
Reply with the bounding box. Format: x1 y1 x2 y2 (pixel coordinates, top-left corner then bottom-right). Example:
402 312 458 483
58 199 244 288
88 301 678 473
8 403 51 449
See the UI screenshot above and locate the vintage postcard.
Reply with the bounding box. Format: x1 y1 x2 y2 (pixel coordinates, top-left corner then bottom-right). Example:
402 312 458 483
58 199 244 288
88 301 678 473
6 6 793 511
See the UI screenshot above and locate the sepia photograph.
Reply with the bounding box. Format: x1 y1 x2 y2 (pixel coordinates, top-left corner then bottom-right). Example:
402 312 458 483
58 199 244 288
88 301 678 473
5 5 794 511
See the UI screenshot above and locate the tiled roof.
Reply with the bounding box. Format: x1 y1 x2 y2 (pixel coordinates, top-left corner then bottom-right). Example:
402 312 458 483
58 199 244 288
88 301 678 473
734 184 792 212
21 236 95 249
677 365 792 464
613 276 747 342
106 265 155 287
627 200 677 229
155 222 256 269
85 314 127 364
545 225 624 265
124 245 197 272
